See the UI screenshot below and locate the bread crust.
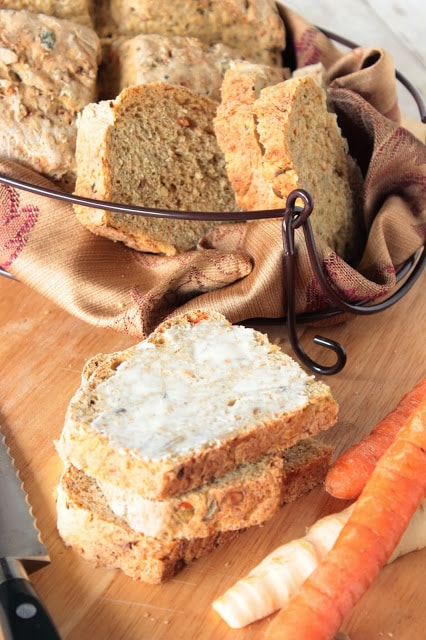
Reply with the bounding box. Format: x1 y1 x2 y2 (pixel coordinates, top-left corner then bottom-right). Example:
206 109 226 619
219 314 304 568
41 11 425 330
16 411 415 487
0 1 94 26
57 311 338 500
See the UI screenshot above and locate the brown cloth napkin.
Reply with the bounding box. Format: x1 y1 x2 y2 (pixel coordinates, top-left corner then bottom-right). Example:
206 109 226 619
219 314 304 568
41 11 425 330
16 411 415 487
1 7 425 338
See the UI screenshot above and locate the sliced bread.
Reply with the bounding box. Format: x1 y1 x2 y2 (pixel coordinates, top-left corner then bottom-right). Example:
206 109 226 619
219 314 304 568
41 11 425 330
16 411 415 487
95 438 332 540
214 69 364 263
73 83 239 255
0 9 101 190
57 437 332 583
56 310 338 500
109 0 286 66
213 60 290 211
56 463 240 584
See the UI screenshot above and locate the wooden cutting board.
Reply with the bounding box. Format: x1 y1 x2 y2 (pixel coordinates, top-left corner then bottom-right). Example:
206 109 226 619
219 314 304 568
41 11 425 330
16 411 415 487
0 270 425 640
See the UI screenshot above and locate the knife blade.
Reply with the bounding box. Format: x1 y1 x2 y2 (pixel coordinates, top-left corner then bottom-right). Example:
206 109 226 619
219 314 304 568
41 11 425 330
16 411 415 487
0 432 61 639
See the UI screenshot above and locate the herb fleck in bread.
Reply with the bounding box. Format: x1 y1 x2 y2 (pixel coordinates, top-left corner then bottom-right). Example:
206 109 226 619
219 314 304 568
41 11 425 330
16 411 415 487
214 68 364 264
57 310 338 501
109 0 286 66
57 435 332 583
73 83 239 255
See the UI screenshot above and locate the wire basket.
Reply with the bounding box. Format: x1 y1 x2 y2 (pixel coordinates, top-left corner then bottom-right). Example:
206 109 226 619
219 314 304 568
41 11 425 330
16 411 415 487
0 29 425 374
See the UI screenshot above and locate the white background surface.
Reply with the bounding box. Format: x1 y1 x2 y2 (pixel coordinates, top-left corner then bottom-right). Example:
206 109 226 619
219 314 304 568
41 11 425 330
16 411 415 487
278 0 426 121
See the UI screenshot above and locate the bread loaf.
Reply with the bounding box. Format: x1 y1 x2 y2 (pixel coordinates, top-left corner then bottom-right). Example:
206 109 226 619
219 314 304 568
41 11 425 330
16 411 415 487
103 34 244 101
73 83 239 255
0 9 101 190
57 436 332 583
0 0 94 26
57 310 338 501
109 0 286 66
215 68 364 264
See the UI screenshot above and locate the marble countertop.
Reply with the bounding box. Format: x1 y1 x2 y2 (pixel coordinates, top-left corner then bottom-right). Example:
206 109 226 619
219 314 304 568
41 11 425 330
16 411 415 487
282 0 425 122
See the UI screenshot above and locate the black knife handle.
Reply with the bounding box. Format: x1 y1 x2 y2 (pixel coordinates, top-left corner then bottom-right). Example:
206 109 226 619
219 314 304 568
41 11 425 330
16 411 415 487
0 571 61 640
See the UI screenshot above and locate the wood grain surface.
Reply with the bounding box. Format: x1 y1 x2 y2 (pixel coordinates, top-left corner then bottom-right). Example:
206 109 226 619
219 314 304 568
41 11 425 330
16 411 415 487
0 265 425 640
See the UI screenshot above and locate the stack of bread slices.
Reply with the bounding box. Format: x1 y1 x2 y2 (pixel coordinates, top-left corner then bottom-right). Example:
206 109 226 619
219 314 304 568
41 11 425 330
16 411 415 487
56 310 337 583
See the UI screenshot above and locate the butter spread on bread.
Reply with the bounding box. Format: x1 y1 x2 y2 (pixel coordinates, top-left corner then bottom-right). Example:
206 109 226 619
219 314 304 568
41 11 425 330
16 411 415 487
57 311 337 500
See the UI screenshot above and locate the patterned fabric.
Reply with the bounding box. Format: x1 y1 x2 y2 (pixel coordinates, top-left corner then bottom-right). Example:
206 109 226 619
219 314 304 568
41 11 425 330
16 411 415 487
0 7 425 338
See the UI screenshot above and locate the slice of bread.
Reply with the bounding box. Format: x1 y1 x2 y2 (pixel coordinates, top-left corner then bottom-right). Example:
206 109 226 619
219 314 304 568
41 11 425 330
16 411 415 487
109 0 286 66
213 61 289 212
57 463 240 584
96 439 332 540
73 83 239 255
103 34 244 101
215 69 364 264
0 10 100 190
57 437 332 583
57 310 338 500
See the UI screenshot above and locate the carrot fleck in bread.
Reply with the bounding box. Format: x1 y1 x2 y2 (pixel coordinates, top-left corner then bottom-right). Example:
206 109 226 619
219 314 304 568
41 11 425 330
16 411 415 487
57 310 338 501
109 0 286 66
73 83 239 255
0 9 101 190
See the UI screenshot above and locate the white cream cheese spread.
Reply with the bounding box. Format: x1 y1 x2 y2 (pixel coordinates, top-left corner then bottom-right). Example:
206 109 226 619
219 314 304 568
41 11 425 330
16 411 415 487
91 319 312 460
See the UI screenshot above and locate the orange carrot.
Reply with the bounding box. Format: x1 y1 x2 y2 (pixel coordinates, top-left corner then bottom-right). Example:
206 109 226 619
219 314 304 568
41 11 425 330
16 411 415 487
264 393 426 640
325 377 426 500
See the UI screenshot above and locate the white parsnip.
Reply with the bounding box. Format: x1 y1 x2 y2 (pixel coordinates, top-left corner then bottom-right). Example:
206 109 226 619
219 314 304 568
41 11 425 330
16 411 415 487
212 499 426 629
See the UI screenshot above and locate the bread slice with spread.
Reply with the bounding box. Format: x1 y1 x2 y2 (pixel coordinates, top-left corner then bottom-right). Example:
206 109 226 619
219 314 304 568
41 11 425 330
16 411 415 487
92 438 332 540
57 310 338 501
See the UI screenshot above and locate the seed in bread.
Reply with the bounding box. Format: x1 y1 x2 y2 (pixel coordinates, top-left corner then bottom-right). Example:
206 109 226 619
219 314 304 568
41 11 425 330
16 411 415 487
57 310 338 501
0 9 101 190
73 83 239 255
109 0 286 66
